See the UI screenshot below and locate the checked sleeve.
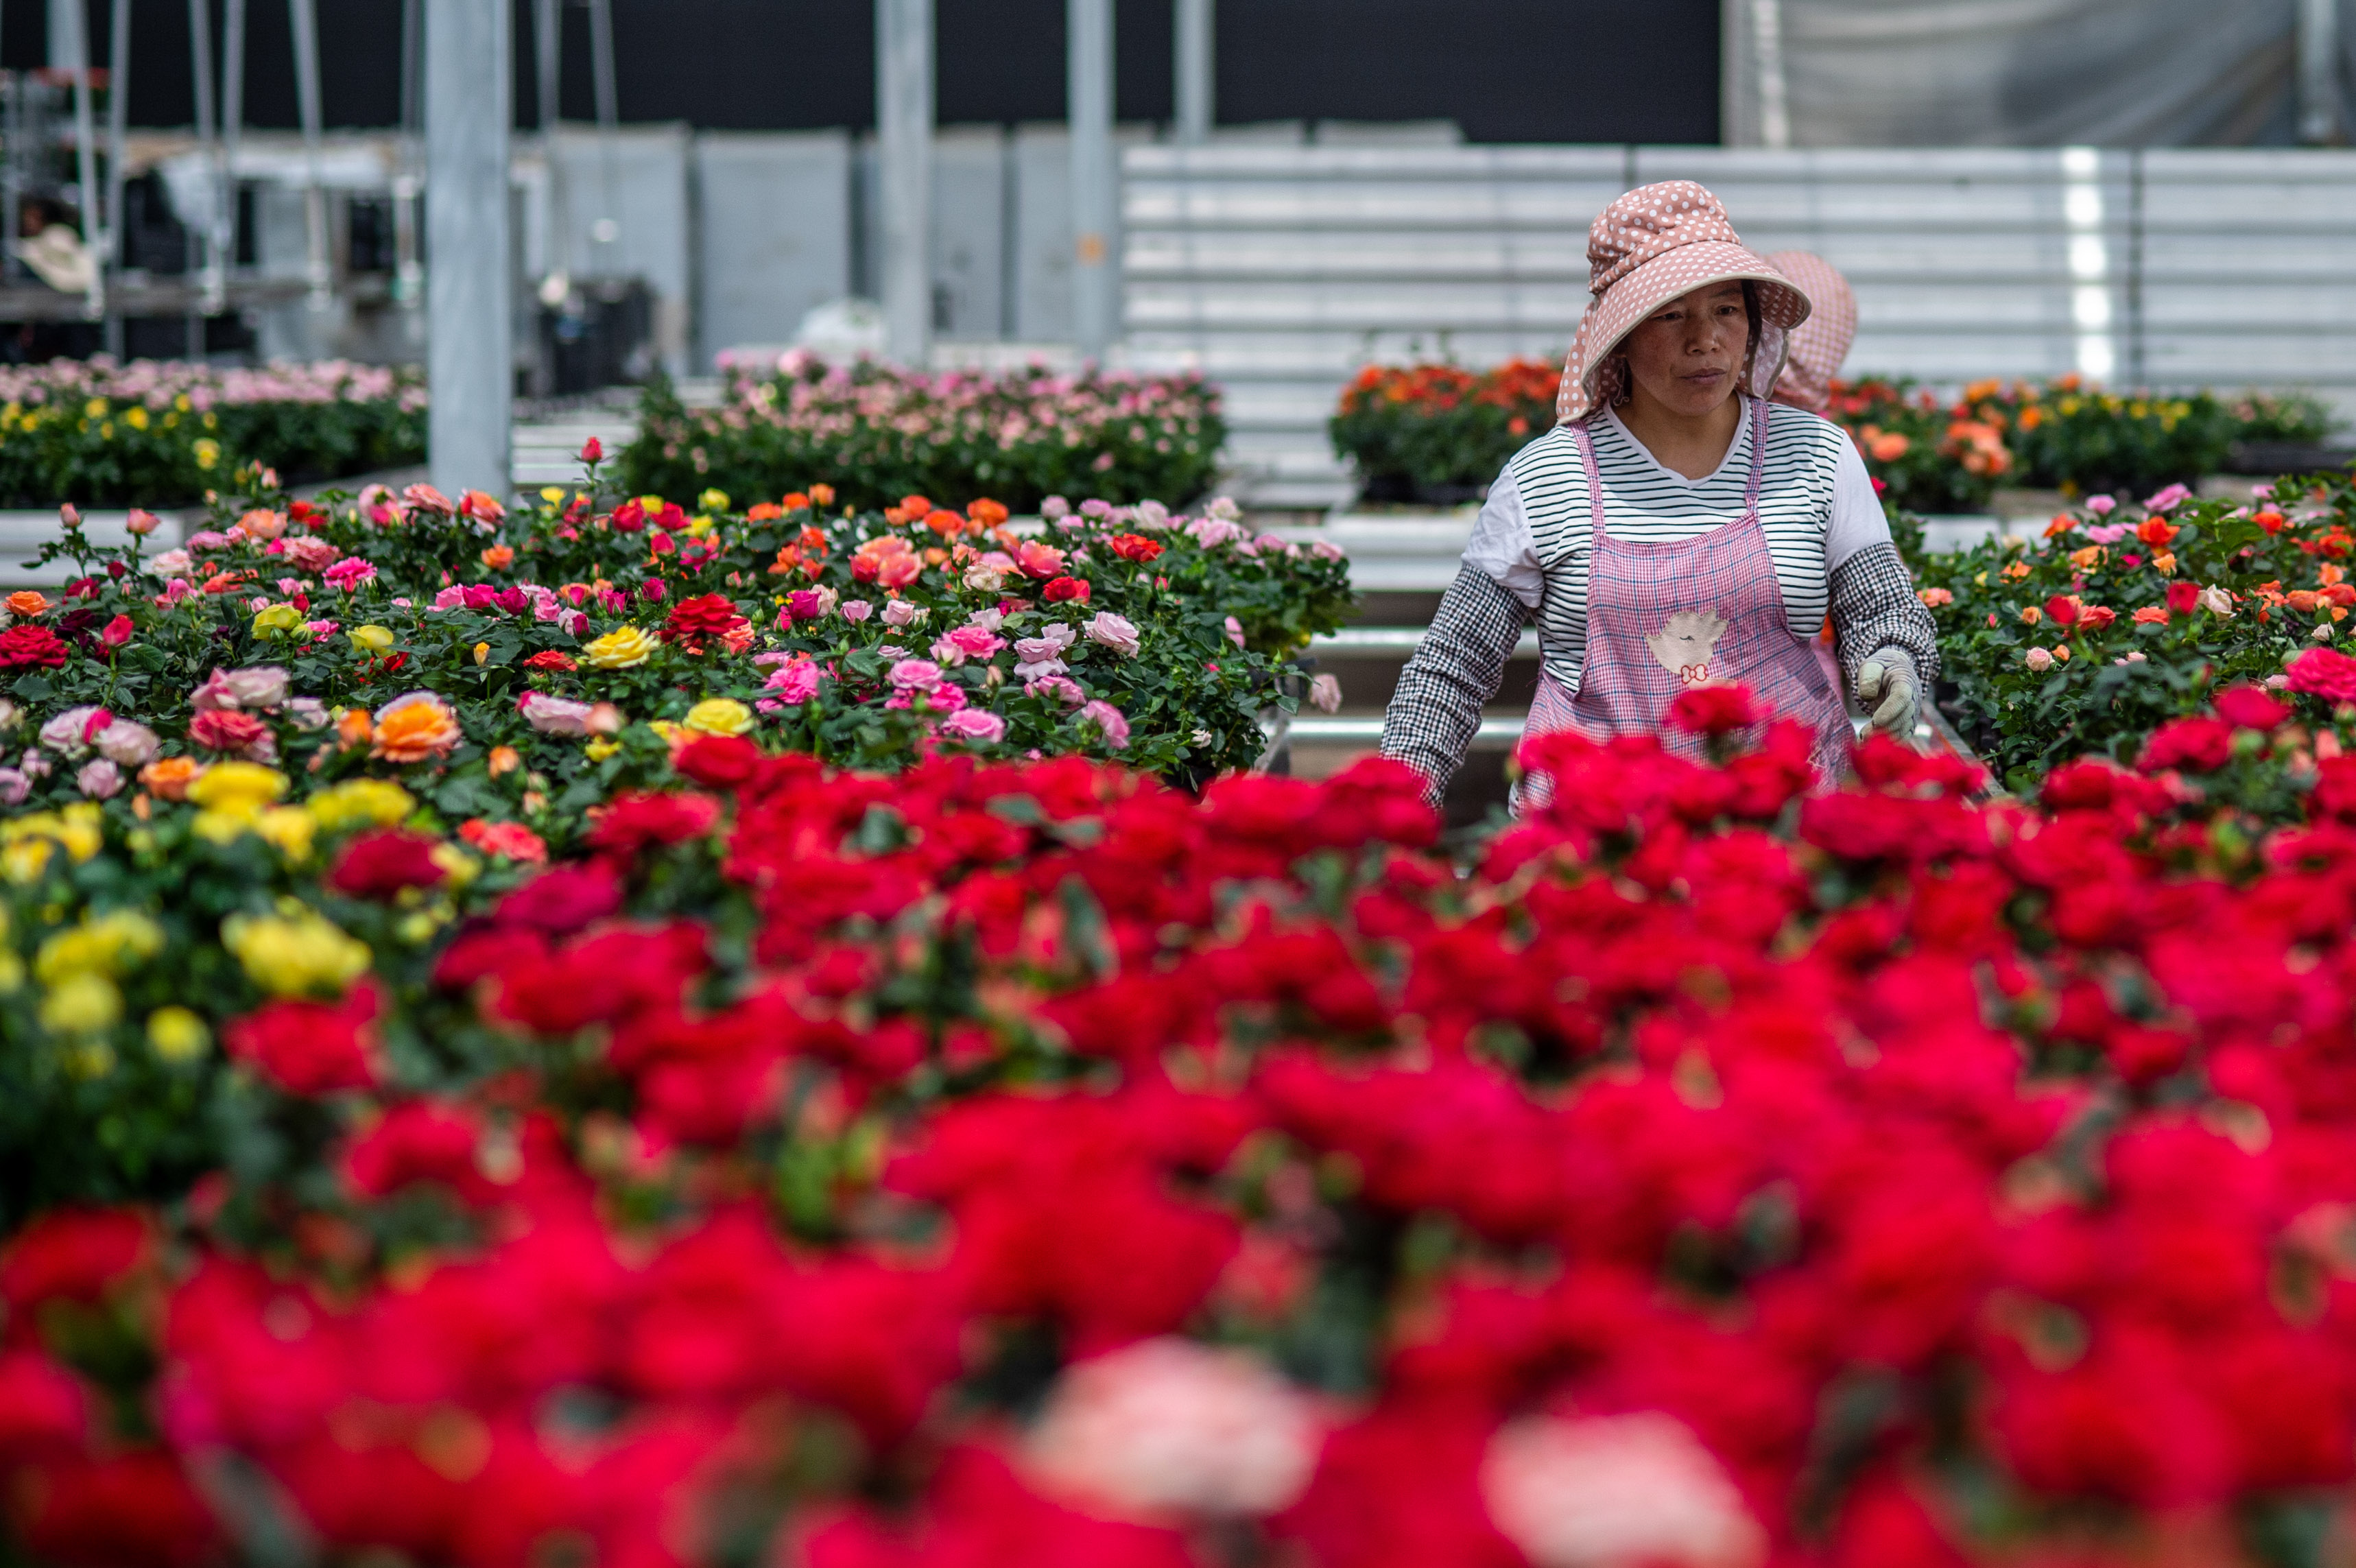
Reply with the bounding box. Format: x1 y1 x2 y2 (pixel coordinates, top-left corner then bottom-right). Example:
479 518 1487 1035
1381 565 1531 804
1829 540 1940 693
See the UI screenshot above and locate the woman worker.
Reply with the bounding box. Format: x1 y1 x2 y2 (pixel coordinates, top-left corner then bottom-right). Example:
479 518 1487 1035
1381 182 1935 803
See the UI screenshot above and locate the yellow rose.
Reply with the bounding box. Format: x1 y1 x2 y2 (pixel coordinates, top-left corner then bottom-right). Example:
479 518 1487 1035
584 737 621 762
307 778 414 832
0 951 23 993
540 486 566 504
254 806 318 863
147 1006 211 1062
698 488 730 513
251 602 305 639
34 910 164 986
193 438 219 468
682 698 754 737
1 805 106 879
349 624 396 654
647 720 684 747
222 907 372 997
186 761 288 820
3 839 53 883
430 843 480 888
40 971 122 1035
584 626 658 669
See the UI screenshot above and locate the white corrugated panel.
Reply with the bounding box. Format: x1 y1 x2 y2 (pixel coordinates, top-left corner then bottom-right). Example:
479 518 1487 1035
1126 143 2356 506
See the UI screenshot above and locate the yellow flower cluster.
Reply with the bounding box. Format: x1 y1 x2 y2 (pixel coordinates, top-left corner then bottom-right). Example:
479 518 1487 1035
3 803 105 882
222 904 372 997
29 907 165 1041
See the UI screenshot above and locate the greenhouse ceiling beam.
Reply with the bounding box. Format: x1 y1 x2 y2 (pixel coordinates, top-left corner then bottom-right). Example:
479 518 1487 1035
425 0 512 497
876 0 933 366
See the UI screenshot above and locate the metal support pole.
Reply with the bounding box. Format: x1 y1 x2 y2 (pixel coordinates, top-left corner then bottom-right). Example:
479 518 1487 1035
1068 0 1114 361
187 0 218 329
1174 0 1211 144
2301 0 2341 144
219 0 246 302
587 0 619 258
1749 0 1790 150
392 0 422 323
288 0 330 308
876 0 932 366
103 0 128 355
53 0 105 322
425 0 512 497
533 0 569 296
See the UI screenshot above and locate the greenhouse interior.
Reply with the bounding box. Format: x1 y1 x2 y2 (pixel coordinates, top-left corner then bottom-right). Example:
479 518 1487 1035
12 3 2356 1567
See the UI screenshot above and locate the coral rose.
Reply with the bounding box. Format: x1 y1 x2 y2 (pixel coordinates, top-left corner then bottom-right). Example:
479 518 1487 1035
369 691 462 763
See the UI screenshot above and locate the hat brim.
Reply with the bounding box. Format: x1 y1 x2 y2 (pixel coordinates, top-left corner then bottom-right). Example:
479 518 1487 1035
1564 244 1812 422
1580 246 1809 381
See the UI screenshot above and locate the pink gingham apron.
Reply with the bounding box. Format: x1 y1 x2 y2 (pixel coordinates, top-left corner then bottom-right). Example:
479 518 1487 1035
1520 397 1850 798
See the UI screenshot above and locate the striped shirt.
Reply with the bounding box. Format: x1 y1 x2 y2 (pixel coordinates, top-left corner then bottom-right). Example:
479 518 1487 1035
1462 394 1888 693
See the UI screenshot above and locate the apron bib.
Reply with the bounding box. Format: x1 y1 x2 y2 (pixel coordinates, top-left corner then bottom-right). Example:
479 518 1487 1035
1520 397 1850 804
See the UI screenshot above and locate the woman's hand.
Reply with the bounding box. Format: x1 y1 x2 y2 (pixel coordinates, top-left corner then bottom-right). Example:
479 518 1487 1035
1856 655 1918 739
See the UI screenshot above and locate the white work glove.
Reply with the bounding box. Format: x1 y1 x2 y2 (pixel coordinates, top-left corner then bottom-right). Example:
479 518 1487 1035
1855 653 1919 740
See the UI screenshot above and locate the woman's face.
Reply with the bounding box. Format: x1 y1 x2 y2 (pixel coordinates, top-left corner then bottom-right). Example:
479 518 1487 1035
1619 281 1750 418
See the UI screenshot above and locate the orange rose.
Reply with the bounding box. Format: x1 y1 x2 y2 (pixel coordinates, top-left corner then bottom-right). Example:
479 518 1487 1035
480 545 515 570
370 691 462 763
5 590 51 618
138 756 204 800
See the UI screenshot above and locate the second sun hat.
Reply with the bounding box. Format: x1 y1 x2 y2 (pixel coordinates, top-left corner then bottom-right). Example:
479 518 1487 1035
1554 181 1812 426
1764 250 1859 416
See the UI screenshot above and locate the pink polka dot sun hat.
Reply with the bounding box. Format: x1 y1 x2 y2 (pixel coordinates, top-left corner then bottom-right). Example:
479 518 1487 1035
1554 181 1813 426
1765 250 1858 416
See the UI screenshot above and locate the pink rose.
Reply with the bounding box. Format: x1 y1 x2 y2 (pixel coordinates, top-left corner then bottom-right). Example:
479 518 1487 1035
940 709 1006 743
1079 700 1130 750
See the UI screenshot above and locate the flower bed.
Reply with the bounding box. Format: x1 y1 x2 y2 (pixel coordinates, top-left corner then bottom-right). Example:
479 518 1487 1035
620 355 1226 516
0 453 1348 842
1328 359 1560 503
0 358 427 508
1912 472 2356 789
12 697 2356 1565
1835 375 2331 514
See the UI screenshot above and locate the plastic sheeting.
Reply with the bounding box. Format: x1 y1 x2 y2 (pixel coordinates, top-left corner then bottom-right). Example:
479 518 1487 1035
1727 0 2319 147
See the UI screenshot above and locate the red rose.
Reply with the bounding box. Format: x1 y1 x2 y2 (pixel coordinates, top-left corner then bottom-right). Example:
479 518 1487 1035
1667 682 1760 736
2137 715 2233 774
0 624 68 668
2165 580 2201 615
521 649 575 672
340 1099 494 1202
2212 685 2289 731
494 864 623 933
326 829 449 901
188 709 272 757
609 499 646 532
660 591 748 643
2287 645 2356 702
222 984 381 1096
1108 532 1164 563
0 1207 149 1313
1041 575 1091 604
2045 594 2080 628
674 733 759 789
586 789 723 859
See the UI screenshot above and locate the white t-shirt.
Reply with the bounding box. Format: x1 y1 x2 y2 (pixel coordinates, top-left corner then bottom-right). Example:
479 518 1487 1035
1460 395 1888 692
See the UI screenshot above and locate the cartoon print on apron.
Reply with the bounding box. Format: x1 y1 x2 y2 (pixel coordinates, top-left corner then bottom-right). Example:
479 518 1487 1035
1519 396 1850 806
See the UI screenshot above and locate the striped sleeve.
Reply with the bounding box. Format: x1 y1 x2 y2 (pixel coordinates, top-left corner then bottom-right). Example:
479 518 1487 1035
1829 541 1940 689
1381 566 1530 804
